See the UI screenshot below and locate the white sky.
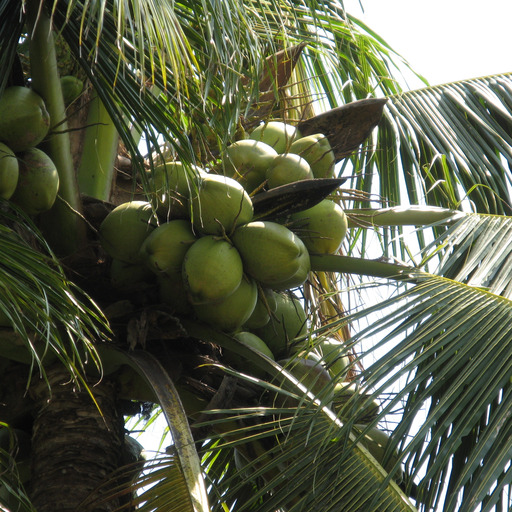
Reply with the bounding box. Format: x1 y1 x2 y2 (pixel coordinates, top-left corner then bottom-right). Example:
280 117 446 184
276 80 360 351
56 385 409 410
343 0 512 89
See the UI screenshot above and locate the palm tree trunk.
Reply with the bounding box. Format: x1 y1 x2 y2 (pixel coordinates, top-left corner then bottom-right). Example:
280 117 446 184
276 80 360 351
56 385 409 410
29 365 124 512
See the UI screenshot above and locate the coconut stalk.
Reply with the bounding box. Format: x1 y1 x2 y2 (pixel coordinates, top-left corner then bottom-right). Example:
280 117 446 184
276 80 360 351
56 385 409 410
77 90 119 201
26 0 86 256
310 254 414 281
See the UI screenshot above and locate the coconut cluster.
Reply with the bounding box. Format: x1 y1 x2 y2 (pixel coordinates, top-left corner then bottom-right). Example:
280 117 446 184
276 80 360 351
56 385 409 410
99 120 352 385
0 86 59 215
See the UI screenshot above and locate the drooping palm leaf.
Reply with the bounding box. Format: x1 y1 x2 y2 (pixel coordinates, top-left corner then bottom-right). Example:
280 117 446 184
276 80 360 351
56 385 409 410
336 269 512 512
351 75 512 222
224 209 512 511
197 395 417 512
45 0 416 180
0 204 108 381
426 213 512 298
182 323 416 511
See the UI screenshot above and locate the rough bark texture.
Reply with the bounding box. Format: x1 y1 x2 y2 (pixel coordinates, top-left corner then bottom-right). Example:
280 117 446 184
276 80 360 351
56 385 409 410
29 365 124 512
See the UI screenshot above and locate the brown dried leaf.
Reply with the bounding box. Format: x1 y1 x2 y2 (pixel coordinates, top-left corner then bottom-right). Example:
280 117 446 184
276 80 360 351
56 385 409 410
297 97 388 161
258 42 308 93
243 43 307 128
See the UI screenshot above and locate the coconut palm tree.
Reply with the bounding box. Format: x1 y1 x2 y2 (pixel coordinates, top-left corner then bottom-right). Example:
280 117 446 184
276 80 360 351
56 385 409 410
1 0 512 511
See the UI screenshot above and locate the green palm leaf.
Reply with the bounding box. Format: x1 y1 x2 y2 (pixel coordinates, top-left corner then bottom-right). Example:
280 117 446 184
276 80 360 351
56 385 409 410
45 0 416 184
428 213 512 297
0 205 107 380
199 404 416 512
358 74 512 213
305 210 512 511
184 324 416 511
341 271 512 511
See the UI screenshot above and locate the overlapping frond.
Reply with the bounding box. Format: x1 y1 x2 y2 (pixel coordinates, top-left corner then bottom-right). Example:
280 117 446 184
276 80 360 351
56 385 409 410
353 74 512 212
0 204 108 381
426 213 512 298
340 270 512 511
45 0 417 183
198 402 416 511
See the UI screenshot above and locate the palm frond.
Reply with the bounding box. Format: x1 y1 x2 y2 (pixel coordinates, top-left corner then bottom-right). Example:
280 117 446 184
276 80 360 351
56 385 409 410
79 453 197 512
0 424 35 512
181 324 416 511
425 213 512 298
334 74 512 265
131 454 197 512
45 0 420 188
118 350 210 512
0 203 108 381
341 270 512 511
358 74 512 211
198 403 416 512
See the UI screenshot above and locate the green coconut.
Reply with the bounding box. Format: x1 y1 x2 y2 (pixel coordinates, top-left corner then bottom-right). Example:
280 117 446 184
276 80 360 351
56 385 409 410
0 142 19 200
110 258 154 293
193 276 258 332
10 148 59 215
332 382 380 424
182 235 243 304
149 161 204 219
99 201 156 263
158 273 194 315
249 121 300 154
0 86 50 152
269 236 310 291
139 219 197 275
224 331 275 377
266 153 313 189
190 173 253 235
243 287 278 329
232 221 311 289
174 384 209 419
254 292 307 357
222 139 278 192
317 337 350 380
60 76 84 105
289 133 335 179
234 331 275 359
0 309 12 328
275 356 333 408
233 449 255 480
290 199 348 254
355 425 400 475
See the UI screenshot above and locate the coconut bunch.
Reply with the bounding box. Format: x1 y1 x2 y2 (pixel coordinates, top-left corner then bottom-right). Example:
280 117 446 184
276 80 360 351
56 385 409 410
99 120 352 378
96 118 395 463
0 86 61 216
224 120 335 190
97 119 398 481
